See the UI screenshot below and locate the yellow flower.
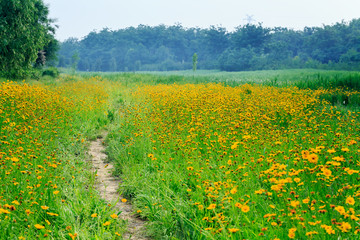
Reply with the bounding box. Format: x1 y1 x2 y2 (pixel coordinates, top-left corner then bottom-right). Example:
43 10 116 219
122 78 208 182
230 187 237 194
337 222 351 232
228 228 240 233
46 212 59 216
121 198 127 203
288 228 296 239
41 206 49 210
241 205 250 213
231 142 239 149
103 221 111 226
301 150 309 159
306 231 318 236
321 224 335 234
327 149 336 153
207 204 216 210
34 224 45 230
235 202 242 208
290 200 300 208
307 154 318 164
346 196 355 205
110 213 118 219
321 167 332 177
335 205 346 215
91 213 98 218
25 209 33 215
0 208 10 214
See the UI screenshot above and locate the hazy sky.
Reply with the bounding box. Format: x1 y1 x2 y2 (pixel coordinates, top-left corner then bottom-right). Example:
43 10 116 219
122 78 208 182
44 0 360 41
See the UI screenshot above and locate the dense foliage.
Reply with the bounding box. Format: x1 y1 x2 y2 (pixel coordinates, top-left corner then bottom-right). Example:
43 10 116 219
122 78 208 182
0 0 58 78
58 19 360 72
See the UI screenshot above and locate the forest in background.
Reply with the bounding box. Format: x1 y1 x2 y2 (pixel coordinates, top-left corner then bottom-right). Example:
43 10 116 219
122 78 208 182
58 19 360 72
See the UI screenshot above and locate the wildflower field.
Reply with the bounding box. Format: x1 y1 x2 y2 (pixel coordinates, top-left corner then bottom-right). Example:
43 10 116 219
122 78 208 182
106 72 360 239
1 70 360 239
0 76 125 239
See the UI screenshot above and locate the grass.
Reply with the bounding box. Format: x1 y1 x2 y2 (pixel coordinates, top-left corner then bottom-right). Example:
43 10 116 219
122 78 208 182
78 69 360 109
1 68 360 239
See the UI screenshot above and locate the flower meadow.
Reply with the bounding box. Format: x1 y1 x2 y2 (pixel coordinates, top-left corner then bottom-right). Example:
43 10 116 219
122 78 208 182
2 72 360 239
0 77 125 239
107 82 360 239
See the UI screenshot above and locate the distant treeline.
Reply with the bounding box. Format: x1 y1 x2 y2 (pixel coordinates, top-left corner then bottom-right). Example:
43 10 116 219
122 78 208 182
58 19 360 72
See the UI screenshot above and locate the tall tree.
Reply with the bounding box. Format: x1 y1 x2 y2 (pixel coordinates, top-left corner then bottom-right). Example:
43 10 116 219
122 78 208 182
0 0 56 78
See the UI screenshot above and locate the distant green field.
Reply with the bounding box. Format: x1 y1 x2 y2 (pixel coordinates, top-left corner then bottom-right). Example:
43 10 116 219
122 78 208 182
76 68 360 90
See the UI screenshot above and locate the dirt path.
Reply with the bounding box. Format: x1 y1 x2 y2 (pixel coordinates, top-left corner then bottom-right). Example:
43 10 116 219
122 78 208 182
89 133 147 239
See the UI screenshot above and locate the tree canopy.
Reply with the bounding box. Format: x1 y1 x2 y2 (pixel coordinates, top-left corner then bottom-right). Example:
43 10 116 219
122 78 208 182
0 0 58 78
58 19 360 72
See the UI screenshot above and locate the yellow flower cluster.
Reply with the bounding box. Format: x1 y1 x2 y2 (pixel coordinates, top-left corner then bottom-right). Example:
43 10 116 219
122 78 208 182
0 78 122 238
123 83 360 238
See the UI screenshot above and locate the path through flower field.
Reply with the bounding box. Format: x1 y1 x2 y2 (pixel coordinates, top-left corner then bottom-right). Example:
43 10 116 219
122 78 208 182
1 71 360 239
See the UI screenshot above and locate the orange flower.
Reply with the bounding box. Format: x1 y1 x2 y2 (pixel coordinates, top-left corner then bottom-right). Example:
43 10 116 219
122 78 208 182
68 233 78 240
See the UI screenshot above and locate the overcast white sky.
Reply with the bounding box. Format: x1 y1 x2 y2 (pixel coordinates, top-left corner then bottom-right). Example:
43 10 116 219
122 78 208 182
44 0 360 41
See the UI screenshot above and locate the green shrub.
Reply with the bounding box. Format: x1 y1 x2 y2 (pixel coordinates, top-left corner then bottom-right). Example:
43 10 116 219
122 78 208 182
42 67 60 78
